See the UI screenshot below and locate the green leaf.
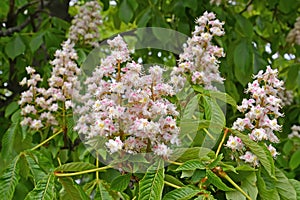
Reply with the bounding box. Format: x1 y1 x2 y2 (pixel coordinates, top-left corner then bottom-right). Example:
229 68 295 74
289 149 300 170
55 162 96 172
164 175 185 187
278 0 294 13
226 172 258 200
235 15 253 38
182 94 200 119
111 173 131 192
95 181 113 200
59 177 90 200
234 39 253 86
2 122 21 160
24 173 56 200
5 35 26 59
23 153 46 185
30 33 44 53
275 167 297 200
173 147 214 162
289 179 300 200
175 160 205 171
209 90 237 108
257 169 280 200
4 101 19 118
0 156 21 200
208 154 223 169
119 0 134 23
162 186 200 200
233 130 275 178
137 8 151 27
206 170 234 191
139 160 164 200
286 64 300 90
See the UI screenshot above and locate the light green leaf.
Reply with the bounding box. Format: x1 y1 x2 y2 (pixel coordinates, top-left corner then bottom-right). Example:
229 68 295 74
162 186 200 200
226 172 258 200
24 173 56 200
139 160 164 200
289 179 300 200
175 160 205 171
23 153 46 185
209 90 237 108
95 181 113 200
182 94 200 119
1 122 20 160
0 156 21 200
275 167 297 200
172 147 214 162
206 170 234 191
137 8 151 27
233 130 275 178
234 39 253 86
59 177 90 200
257 170 280 200
5 35 26 59
111 173 131 192
164 175 185 187
55 162 96 172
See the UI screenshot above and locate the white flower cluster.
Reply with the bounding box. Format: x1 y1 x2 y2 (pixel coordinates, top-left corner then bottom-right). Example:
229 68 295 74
288 125 300 139
19 40 80 130
287 17 300 45
69 1 102 47
278 89 294 106
226 66 284 166
74 35 180 158
171 11 225 91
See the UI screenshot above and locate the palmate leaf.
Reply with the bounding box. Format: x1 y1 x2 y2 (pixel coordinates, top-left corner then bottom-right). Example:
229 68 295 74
59 177 90 200
24 173 56 200
289 179 300 200
233 130 275 178
111 173 131 192
256 169 280 200
0 155 21 200
95 181 114 200
138 159 165 200
162 186 200 200
55 162 96 172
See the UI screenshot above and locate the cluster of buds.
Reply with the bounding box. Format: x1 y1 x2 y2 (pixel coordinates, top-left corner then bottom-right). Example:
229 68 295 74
19 40 80 130
68 1 102 47
288 125 300 139
286 17 300 45
226 66 284 166
171 11 225 91
74 35 180 158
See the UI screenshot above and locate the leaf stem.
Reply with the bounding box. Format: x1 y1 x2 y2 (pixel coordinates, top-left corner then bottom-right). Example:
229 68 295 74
31 129 63 151
203 128 215 140
54 165 112 177
215 128 228 158
167 160 183 166
96 153 99 181
164 181 181 189
222 172 252 200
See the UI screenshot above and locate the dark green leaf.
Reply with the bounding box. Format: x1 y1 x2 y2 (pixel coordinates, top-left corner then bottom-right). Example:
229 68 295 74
286 64 300 90
162 186 200 200
4 101 19 118
30 33 44 53
164 175 185 187
0 156 21 200
173 147 215 162
137 8 151 27
139 160 164 200
289 149 300 170
234 39 253 86
24 173 56 200
289 179 300 200
257 169 280 200
119 0 133 23
23 153 47 185
111 173 131 192
235 15 253 38
2 122 20 160
59 177 90 200
209 90 237 108
5 35 26 59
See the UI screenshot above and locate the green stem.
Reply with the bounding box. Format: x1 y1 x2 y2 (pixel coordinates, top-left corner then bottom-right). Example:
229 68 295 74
31 129 63 151
215 128 228 158
167 160 183 166
222 173 252 200
96 153 99 181
203 128 215 140
54 165 112 177
164 181 181 189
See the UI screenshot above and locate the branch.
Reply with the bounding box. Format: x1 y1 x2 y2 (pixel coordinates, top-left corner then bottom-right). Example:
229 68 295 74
239 0 254 14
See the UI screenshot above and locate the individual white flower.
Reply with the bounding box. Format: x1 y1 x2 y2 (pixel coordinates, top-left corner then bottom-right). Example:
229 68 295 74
106 136 124 153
